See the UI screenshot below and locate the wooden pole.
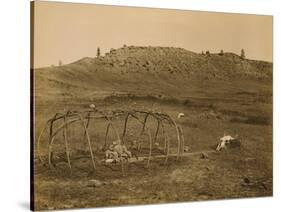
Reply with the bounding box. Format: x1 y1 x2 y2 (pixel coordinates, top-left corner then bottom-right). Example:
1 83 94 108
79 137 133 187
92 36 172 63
63 115 72 172
170 120 181 160
37 121 49 164
146 129 152 168
84 111 92 137
178 125 185 156
122 113 130 142
77 114 96 171
165 134 170 164
153 120 160 144
48 118 83 168
104 123 110 149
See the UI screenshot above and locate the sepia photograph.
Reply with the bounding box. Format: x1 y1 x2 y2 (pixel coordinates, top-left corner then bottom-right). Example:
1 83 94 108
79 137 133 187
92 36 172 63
31 1 273 211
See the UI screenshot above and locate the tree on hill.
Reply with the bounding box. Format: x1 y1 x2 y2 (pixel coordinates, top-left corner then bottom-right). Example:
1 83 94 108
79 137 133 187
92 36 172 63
206 50 211 56
58 60 63 66
219 49 224 56
240 49 245 59
97 47 101 57
110 48 116 53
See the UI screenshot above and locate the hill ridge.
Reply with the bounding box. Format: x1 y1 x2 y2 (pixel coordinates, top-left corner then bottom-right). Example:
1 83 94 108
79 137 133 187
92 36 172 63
35 45 272 102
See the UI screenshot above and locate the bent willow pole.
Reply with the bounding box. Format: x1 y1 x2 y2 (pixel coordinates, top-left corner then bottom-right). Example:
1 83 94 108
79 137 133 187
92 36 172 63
37 109 185 174
104 121 121 148
63 115 72 172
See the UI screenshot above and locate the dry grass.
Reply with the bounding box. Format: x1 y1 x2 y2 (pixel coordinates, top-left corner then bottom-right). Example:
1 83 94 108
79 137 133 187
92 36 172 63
33 46 272 210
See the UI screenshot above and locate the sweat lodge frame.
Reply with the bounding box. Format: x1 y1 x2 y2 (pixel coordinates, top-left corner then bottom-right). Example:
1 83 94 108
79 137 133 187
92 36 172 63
37 109 185 175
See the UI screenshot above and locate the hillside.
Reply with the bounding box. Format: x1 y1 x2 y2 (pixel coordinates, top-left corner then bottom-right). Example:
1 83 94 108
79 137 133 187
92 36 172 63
34 46 273 210
34 46 272 103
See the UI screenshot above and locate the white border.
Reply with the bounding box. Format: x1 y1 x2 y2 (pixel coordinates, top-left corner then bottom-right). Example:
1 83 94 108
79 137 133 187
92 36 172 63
0 0 279 211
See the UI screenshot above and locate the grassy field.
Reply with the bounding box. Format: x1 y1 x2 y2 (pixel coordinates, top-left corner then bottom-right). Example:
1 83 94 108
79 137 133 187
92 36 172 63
33 76 272 210
33 46 272 210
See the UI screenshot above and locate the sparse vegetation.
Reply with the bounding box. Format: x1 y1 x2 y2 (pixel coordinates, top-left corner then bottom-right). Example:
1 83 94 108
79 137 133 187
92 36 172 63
219 49 224 56
34 45 272 210
97 47 101 57
110 48 115 54
240 48 245 59
231 115 270 126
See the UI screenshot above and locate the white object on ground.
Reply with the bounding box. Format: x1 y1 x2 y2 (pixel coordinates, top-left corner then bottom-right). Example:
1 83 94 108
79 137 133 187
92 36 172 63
216 135 235 151
89 104 96 109
105 159 115 163
177 113 185 119
105 140 132 162
184 146 190 152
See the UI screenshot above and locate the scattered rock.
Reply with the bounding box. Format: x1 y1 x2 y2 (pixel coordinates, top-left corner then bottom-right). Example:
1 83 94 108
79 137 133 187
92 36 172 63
88 179 104 187
244 157 256 163
184 146 190 152
243 177 250 184
111 179 123 185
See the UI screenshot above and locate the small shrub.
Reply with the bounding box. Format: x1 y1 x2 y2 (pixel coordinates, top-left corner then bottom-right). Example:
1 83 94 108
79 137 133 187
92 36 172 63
183 99 192 106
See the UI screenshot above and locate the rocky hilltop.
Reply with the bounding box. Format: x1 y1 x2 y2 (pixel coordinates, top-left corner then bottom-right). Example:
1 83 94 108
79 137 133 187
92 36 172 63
34 46 272 102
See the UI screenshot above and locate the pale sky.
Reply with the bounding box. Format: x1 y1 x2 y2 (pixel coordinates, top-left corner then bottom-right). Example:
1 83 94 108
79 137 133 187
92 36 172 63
33 1 273 68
